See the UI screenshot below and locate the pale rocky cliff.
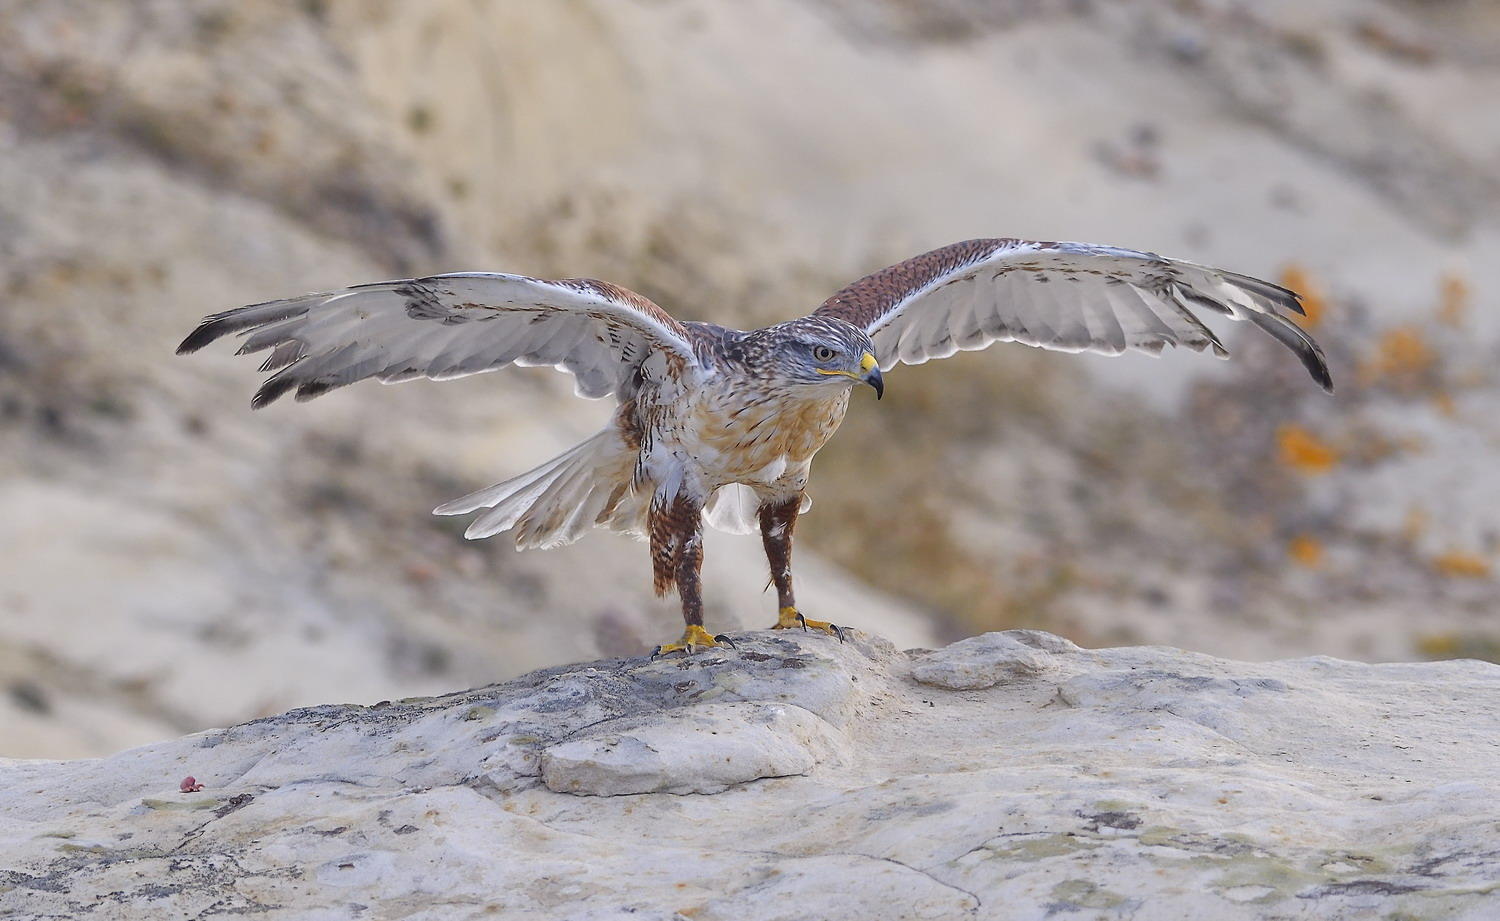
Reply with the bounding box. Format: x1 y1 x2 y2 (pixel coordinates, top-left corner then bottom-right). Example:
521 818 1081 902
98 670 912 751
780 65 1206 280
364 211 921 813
3 629 1497 920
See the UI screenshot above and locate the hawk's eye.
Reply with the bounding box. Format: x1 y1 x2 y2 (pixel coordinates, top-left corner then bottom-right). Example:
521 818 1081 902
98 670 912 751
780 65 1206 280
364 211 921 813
811 345 837 362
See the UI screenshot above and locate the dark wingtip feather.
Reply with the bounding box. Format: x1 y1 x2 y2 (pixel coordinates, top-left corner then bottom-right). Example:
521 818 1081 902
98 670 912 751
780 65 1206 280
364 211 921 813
1290 326 1333 394
294 380 337 403
1246 311 1334 394
1309 351 1334 394
1294 339 1334 393
251 372 299 410
176 316 233 354
176 298 318 356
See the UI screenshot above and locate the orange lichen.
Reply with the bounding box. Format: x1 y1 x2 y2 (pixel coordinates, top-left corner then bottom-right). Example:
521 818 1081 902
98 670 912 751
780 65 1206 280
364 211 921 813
1376 328 1435 377
1415 633 1500 663
1288 535 1324 568
1402 506 1428 543
1279 264 1327 328
1432 391 1457 418
1432 551 1492 579
1276 424 1339 474
1438 273 1470 327
1416 633 1460 658
1360 327 1437 391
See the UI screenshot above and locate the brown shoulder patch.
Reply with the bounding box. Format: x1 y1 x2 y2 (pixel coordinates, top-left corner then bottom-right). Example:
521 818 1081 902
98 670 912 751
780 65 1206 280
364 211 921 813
559 278 689 338
814 239 1017 330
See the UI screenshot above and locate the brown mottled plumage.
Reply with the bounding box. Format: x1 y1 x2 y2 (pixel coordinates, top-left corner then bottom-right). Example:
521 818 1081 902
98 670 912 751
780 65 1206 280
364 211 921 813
178 238 1331 654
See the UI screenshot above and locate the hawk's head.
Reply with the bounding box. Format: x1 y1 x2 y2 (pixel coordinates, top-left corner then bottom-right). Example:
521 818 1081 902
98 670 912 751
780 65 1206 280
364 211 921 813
746 316 883 399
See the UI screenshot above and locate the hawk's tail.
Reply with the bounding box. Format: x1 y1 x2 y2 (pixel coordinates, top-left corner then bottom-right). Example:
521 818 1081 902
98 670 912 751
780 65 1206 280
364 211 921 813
434 429 642 549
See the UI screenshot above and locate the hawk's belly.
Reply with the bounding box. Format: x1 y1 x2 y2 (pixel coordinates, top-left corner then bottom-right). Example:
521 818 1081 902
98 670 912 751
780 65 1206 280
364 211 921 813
678 388 850 488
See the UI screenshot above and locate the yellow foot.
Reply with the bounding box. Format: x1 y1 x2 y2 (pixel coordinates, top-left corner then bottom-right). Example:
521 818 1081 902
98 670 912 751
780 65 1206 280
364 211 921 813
652 624 737 657
771 607 847 642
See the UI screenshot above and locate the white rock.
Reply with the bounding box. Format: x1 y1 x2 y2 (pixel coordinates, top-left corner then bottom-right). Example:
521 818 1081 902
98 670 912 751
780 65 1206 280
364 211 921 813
541 701 847 795
3 629 1500 921
910 630 1078 690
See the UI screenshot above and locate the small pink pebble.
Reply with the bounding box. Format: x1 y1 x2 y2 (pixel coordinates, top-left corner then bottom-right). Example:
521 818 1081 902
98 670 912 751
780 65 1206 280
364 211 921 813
180 776 204 793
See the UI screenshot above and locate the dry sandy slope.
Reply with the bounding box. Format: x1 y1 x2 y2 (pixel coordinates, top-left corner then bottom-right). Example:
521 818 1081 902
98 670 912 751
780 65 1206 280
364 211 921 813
2 0 1497 757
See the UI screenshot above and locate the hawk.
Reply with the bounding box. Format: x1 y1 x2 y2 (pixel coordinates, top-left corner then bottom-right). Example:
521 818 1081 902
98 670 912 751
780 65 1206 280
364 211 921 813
179 238 1331 654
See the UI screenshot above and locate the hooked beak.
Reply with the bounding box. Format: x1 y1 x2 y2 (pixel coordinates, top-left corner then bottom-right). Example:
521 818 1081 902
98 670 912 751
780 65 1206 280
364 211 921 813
859 352 884 400
817 351 884 398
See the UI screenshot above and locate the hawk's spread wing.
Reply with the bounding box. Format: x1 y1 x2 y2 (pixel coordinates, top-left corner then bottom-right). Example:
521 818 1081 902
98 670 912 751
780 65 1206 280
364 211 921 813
815 238 1332 391
178 273 700 406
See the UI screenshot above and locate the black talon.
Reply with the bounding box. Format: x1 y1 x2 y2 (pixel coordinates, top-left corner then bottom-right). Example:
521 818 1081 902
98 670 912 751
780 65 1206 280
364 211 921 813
832 625 847 644
651 645 665 658
714 634 737 649
797 612 809 632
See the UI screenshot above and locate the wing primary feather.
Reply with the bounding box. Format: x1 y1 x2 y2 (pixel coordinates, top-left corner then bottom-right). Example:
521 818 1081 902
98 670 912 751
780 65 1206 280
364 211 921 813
1159 286 1230 357
176 297 318 354
251 365 303 409
295 354 390 402
257 341 304 374
1219 270 1305 316
1173 287 1234 318
1243 312 1334 393
236 317 310 355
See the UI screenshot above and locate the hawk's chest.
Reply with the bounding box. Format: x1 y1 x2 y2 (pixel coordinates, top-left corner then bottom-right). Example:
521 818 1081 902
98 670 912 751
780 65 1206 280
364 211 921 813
677 384 850 485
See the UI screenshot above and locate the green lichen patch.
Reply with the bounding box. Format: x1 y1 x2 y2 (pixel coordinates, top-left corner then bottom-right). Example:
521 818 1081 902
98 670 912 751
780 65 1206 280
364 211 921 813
1051 878 1127 909
981 833 1102 862
140 797 220 811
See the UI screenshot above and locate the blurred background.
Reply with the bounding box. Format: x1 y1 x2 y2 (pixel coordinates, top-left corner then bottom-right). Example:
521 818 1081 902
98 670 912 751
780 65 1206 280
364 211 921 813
2 0 1498 758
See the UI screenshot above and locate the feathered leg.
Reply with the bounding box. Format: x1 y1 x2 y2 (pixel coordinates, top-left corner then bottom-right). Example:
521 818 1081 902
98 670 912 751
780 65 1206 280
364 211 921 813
650 493 733 655
759 495 844 640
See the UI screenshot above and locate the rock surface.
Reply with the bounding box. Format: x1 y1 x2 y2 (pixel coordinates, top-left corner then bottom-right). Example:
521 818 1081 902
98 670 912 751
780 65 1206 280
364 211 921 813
910 629 1068 689
3 629 1499 920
